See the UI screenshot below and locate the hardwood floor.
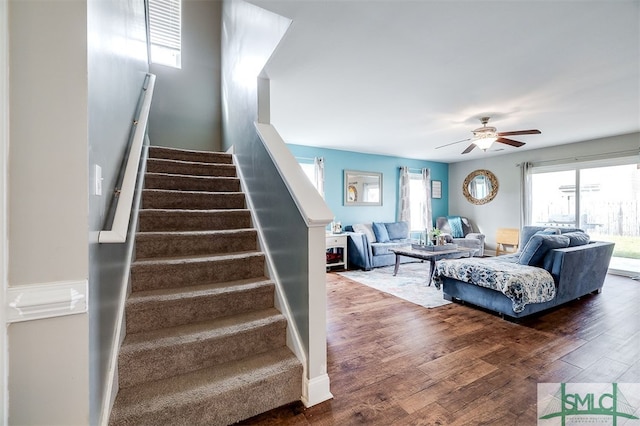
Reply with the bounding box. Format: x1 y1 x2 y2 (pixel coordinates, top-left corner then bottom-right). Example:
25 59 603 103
240 273 640 425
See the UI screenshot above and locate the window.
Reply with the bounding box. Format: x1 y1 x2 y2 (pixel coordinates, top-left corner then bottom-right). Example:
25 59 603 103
148 0 182 68
530 157 640 275
297 158 324 198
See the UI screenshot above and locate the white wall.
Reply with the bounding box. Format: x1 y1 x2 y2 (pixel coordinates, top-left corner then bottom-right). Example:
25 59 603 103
0 0 8 421
148 0 222 151
449 132 639 253
8 0 89 423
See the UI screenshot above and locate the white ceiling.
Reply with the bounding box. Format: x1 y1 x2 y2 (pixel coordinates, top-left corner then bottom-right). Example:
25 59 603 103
250 0 640 163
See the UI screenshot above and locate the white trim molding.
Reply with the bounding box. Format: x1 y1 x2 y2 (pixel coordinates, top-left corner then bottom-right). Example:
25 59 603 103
302 374 333 408
7 280 88 323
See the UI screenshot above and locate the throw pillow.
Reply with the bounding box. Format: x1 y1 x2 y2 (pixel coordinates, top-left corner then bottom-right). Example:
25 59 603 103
372 222 390 243
385 221 409 240
563 231 591 247
518 234 570 267
352 223 377 243
540 228 561 235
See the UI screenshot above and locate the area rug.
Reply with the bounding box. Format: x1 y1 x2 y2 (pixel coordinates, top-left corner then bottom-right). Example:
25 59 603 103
337 262 451 309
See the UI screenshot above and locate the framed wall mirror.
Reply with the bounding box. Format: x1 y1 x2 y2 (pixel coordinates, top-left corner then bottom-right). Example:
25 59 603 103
344 170 382 206
463 169 499 205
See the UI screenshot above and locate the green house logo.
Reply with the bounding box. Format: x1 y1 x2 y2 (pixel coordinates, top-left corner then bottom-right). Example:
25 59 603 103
539 383 639 425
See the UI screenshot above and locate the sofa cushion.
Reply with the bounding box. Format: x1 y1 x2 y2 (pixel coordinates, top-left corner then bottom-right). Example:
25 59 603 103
372 222 390 243
563 231 591 247
518 234 570 267
385 221 409 240
371 242 407 256
352 223 376 243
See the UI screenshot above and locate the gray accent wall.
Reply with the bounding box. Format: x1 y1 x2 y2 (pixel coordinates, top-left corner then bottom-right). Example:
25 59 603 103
221 1 313 346
448 132 640 253
87 0 149 423
148 0 223 151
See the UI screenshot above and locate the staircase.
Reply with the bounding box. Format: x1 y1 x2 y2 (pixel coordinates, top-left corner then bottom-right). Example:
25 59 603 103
109 146 303 426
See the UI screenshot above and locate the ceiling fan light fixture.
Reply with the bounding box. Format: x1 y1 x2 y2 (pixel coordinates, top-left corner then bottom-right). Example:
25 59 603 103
474 134 497 150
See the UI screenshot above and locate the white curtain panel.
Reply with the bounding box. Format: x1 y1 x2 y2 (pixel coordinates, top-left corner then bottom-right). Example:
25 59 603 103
422 168 433 232
398 166 411 223
314 157 325 198
520 162 532 227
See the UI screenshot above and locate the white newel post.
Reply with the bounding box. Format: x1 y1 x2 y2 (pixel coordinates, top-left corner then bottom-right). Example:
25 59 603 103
303 225 333 406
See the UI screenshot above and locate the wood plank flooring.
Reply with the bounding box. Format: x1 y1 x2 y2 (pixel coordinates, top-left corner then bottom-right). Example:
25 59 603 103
240 273 640 425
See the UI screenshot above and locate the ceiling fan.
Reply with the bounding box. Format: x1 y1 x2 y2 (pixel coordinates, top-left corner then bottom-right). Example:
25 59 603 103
436 117 541 154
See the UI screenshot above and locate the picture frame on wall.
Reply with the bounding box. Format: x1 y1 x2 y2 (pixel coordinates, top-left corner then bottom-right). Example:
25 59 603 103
344 170 383 206
432 180 442 199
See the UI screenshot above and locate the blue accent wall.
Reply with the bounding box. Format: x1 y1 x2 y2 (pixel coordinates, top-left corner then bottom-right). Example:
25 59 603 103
287 144 449 227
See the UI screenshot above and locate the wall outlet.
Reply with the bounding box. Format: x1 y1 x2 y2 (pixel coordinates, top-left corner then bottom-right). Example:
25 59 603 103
94 164 103 196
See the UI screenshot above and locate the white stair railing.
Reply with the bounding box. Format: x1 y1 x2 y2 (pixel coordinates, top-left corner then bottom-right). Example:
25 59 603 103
99 73 156 243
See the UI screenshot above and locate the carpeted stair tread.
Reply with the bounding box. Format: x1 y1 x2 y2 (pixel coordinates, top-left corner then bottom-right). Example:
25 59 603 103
109 347 302 426
137 209 251 232
135 229 257 259
125 278 275 333
131 250 263 266
130 252 266 291
146 158 237 177
148 146 233 164
142 189 245 210
144 172 240 192
118 309 287 388
123 307 283 347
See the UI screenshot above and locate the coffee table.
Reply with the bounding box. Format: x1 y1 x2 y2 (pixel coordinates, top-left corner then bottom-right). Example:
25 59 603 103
390 245 476 286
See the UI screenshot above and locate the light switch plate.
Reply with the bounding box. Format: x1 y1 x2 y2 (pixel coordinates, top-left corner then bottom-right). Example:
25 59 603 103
94 164 102 196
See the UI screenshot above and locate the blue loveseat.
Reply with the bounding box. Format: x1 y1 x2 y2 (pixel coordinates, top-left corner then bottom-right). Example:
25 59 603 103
345 221 414 270
433 226 614 319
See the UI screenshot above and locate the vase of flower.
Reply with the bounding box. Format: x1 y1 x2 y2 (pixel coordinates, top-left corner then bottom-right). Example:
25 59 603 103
428 228 441 245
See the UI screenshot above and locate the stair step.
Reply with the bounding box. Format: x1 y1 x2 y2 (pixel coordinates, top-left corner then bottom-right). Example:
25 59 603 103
135 229 257 259
130 252 266 292
142 189 245 210
138 209 252 232
146 158 236 177
144 172 241 192
125 278 276 334
148 146 233 164
119 308 287 388
109 347 302 426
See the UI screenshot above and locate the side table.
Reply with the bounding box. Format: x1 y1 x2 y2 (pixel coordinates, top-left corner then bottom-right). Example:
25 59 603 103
326 233 348 270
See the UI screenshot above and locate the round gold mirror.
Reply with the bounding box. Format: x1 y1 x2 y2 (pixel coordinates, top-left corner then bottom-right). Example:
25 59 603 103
463 169 498 205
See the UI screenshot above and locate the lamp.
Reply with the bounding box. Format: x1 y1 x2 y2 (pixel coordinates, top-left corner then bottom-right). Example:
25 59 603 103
474 134 497 150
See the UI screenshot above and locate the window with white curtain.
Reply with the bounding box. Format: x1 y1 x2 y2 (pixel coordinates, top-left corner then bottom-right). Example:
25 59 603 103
148 0 182 68
298 158 324 198
409 172 425 231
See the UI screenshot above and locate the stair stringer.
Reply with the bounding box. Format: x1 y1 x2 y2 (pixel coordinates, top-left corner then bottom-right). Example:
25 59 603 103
231 154 307 397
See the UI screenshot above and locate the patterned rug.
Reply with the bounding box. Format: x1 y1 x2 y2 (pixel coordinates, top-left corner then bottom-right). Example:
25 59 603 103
337 262 451 309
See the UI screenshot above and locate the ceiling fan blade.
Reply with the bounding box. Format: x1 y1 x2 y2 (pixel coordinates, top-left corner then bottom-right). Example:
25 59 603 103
496 137 525 147
435 138 471 149
462 143 476 154
497 129 541 136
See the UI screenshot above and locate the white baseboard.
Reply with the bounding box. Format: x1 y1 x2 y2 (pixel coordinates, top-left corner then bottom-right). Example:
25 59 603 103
7 280 87 323
302 374 333 408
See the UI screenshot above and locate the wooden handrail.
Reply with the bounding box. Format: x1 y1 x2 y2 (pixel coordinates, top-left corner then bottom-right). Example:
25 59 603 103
99 73 155 243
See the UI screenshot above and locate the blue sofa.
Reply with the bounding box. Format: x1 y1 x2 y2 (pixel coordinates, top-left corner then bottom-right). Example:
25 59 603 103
434 226 615 319
345 221 414 270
